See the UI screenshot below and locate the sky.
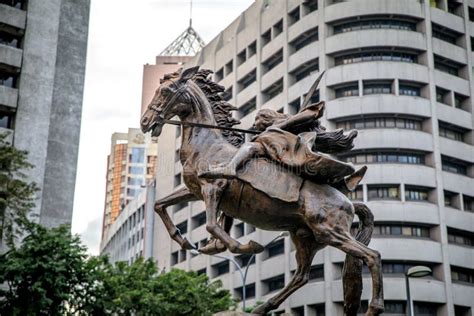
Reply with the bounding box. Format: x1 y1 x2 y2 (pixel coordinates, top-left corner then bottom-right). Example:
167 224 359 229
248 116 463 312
72 0 255 255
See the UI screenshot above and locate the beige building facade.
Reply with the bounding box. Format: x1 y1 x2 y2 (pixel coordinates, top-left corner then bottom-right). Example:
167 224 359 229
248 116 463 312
152 0 474 315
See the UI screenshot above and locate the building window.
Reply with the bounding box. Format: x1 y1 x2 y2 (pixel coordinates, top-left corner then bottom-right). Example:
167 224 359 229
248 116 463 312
436 87 449 104
288 98 301 114
237 49 246 65
438 123 465 142
447 0 462 16
0 110 14 129
336 116 422 131
288 6 300 26
432 23 461 45
347 186 363 201
176 125 181 138
399 82 421 97
128 166 144 174
0 0 26 9
127 177 144 186
247 41 256 58
223 86 232 101
290 26 318 52
261 29 271 47
334 48 418 66
176 221 187 235
191 211 206 229
341 151 425 165
238 69 257 91
0 30 22 48
374 224 430 238
333 16 417 34
0 71 18 88
262 78 283 103
363 81 392 95
266 239 284 258
212 260 229 277
171 251 178 265
262 49 283 74
444 190 458 208
236 253 255 267
367 185 400 200
308 265 324 281
214 68 223 82
290 58 319 84
442 157 468 175
174 173 182 187
405 186 429 201
129 148 145 163
234 222 244 238
302 0 318 14
454 93 469 110
451 266 474 284
263 274 285 294
238 97 256 119
434 55 464 77
447 228 473 247
235 283 256 300
272 19 283 37
463 195 473 212
469 6 474 22
225 60 233 75
127 188 138 198
334 82 359 98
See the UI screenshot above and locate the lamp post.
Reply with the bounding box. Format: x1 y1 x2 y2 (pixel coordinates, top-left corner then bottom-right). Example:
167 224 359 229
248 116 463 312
190 231 289 311
405 265 432 316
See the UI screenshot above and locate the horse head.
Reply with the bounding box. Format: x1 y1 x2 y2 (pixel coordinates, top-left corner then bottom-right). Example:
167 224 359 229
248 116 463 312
140 66 200 137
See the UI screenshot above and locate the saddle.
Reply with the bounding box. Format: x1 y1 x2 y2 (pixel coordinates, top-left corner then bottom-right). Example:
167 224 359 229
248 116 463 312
236 158 304 203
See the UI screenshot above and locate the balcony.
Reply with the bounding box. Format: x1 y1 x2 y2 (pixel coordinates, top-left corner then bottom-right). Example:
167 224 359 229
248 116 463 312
367 200 440 225
326 93 431 121
0 44 22 69
362 164 436 189
444 207 474 233
430 6 464 34
325 0 423 24
0 3 26 30
326 29 426 56
442 171 474 197
448 244 474 269
439 137 474 164
432 38 467 66
354 129 434 153
0 85 18 109
436 104 472 130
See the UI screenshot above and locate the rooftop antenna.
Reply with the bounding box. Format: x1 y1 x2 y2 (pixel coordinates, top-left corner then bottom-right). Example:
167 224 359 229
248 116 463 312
189 0 193 27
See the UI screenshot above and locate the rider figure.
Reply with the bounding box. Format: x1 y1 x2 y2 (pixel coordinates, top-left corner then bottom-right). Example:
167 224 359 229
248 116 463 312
199 101 366 192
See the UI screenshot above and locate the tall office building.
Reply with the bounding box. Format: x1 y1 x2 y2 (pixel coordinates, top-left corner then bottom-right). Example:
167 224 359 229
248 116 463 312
0 0 90 228
153 0 474 315
101 128 158 237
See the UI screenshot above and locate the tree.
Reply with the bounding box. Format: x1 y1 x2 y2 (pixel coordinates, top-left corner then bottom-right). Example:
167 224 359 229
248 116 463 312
74 258 235 315
0 133 39 248
0 224 89 315
0 221 234 315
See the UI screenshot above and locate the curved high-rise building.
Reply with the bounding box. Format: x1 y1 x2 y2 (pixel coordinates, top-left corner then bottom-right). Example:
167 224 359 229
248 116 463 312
153 1 473 315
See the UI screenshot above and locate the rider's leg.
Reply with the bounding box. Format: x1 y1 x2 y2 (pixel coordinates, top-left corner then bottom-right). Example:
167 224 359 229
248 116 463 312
199 142 265 179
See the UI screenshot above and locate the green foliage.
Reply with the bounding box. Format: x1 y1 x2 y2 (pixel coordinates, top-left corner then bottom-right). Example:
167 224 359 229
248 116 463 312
0 224 88 315
0 133 39 247
0 222 234 315
244 300 264 313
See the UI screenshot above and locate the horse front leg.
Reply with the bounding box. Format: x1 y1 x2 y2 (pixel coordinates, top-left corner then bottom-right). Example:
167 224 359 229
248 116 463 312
201 181 263 254
155 187 198 250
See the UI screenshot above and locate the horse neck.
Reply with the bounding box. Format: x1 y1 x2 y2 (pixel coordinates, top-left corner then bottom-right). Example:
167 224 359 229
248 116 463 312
178 82 227 160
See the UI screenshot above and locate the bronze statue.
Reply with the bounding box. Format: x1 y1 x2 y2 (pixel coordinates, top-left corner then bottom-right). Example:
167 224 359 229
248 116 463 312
141 67 384 315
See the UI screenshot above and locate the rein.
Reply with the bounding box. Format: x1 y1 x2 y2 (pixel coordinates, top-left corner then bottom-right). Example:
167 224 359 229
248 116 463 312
164 119 260 135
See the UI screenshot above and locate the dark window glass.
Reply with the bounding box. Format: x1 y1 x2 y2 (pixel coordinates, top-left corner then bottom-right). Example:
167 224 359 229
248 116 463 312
235 283 256 299
363 82 392 95
262 78 284 103
399 84 421 97
438 123 465 142
451 266 474 284
238 97 256 119
262 49 283 73
0 0 26 9
0 71 18 88
442 158 468 175
213 260 229 276
290 58 319 83
447 228 473 247
265 275 285 293
333 17 416 34
288 6 300 26
434 55 464 77
290 27 318 52
238 69 257 91
335 84 359 98
368 185 400 200
309 265 324 281
192 212 206 228
335 49 418 66
267 239 284 258
176 221 187 234
0 110 14 129
236 253 256 267
405 186 429 201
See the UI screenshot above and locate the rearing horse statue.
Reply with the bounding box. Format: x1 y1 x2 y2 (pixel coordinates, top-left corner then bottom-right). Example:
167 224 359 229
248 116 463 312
140 67 384 315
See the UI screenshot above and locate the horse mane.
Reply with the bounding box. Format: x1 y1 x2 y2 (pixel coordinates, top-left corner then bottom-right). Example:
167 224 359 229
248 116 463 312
191 69 245 147
161 68 244 147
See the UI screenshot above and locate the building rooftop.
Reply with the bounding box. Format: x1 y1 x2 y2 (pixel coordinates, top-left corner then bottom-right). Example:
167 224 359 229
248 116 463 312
159 24 205 56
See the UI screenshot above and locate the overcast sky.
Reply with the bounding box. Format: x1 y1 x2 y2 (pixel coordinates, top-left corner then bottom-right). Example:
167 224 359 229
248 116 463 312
72 0 255 255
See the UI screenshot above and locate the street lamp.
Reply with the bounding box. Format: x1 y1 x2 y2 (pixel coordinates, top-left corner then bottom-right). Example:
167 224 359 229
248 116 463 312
405 265 432 316
190 231 289 311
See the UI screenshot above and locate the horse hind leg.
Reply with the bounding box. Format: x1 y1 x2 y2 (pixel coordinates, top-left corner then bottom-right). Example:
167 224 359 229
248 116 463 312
309 219 384 316
252 229 322 314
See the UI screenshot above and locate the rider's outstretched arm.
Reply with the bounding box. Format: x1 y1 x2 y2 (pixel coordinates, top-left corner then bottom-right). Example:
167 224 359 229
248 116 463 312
274 101 324 132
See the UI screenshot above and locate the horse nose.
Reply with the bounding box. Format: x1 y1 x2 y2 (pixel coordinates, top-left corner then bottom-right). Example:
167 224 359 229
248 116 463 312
141 116 149 127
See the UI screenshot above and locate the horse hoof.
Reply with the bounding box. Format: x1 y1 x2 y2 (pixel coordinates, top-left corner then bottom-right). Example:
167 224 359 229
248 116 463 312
249 240 264 253
182 237 195 250
252 302 270 314
366 302 384 316
199 240 226 255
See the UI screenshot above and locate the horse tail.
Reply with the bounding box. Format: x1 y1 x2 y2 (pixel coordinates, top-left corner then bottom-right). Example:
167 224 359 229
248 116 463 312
342 202 375 316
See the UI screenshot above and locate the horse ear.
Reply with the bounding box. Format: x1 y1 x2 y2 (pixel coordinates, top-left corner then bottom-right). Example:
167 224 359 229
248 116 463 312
180 66 200 81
